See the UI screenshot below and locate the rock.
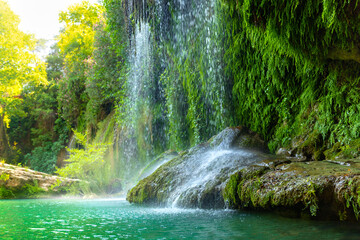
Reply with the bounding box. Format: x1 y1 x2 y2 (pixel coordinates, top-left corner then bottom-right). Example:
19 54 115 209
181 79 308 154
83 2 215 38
137 150 178 181
127 126 360 221
224 158 360 221
127 127 270 208
0 162 78 199
208 126 268 152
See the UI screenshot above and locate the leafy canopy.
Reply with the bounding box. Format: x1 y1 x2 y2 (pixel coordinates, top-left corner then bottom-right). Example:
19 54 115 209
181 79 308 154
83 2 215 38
0 0 46 119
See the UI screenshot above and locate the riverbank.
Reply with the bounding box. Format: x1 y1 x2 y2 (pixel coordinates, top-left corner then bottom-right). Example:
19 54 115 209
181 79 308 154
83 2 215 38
0 162 77 199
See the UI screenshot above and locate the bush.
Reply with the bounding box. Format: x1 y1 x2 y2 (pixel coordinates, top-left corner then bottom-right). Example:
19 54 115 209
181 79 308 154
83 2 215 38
56 130 109 194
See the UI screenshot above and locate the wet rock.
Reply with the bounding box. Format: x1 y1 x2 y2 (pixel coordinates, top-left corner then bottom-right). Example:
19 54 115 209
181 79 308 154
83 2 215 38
224 159 360 221
127 127 269 208
208 126 268 152
280 130 325 161
137 150 178 181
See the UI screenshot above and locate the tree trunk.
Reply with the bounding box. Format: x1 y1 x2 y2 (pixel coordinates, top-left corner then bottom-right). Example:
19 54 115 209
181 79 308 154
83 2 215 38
0 113 12 160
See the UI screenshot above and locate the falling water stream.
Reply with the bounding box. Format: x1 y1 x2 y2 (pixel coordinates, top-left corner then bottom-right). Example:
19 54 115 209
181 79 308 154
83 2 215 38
169 149 260 208
115 0 233 182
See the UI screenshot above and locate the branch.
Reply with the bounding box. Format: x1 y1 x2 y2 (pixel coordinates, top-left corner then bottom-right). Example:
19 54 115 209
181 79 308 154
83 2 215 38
327 46 360 64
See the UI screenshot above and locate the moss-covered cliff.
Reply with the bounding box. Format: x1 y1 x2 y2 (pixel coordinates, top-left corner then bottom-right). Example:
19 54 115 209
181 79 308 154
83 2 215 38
221 0 360 155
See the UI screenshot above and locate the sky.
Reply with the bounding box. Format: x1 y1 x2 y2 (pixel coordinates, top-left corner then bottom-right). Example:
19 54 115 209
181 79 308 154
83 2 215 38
6 0 99 57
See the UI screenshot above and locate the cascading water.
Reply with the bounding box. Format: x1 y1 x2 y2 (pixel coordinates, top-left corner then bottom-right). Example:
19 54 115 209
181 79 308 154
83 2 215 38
169 149 262 208
166 128 267 208
118 0 235 190
155 0 233 145
116 20 155 182
127 127 269 209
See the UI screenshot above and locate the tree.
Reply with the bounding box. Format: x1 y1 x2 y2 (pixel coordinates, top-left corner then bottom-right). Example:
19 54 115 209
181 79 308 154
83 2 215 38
57 1 103 130
84 14 124 135
0 1 46 160
7 42 67 172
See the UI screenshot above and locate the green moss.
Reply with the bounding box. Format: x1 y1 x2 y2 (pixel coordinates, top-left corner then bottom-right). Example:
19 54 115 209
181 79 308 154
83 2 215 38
302 179 320 217
93 112 116 144
344 178 360 220
324 139 360 160
219 0 360 155
223 172 241 208
21 181 46 198
0 180 47 199
223 159 360 220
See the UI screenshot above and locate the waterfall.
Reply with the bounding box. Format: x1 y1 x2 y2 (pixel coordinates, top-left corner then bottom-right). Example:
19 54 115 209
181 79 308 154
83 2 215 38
116 20 154 182
127 127 269 209
166 127 267 208
117 0 234 186
169 149 261 208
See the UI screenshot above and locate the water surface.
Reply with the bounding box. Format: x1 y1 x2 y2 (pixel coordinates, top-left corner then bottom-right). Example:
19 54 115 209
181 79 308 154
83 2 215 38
0 199 359 239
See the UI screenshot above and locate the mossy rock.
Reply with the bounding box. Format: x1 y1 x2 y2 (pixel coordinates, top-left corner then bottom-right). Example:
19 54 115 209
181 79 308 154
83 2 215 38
127 127 270 208
284 130 325 161
324 139 360 160
137 150 178 181
224 159 360 221
208 126 268 152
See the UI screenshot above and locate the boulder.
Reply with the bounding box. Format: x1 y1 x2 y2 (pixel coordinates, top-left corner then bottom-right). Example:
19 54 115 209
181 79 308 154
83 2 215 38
0 162 77 199
127 127 270 208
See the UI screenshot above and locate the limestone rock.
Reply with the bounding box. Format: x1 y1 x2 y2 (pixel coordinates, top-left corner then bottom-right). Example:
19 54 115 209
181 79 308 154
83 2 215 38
224 158 360 221
0 162 78 198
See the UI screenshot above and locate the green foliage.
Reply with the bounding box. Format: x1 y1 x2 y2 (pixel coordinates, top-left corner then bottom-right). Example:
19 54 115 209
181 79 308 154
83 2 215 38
220 0 360 153
0 172 9 181
46 44 64 81
6 27 67 171
8 81 68 173
56 130 109 194
0 186 15 199
84 16 123 134
22 181 45 198
0 180 46 199
103 0 128 58
344 178 360 220
0 0 46 160
57 2 103 128
303 179 319 216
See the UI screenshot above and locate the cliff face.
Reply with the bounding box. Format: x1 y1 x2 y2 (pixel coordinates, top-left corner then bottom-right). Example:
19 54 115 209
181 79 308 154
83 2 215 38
221 0 360 156
0 162 77 198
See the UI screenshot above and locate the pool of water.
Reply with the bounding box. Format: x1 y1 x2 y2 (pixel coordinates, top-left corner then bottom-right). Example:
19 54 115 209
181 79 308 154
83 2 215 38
0 198 359 239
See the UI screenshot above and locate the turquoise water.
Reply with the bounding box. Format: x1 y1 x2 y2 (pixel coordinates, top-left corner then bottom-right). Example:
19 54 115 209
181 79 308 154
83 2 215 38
0 199 359 239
